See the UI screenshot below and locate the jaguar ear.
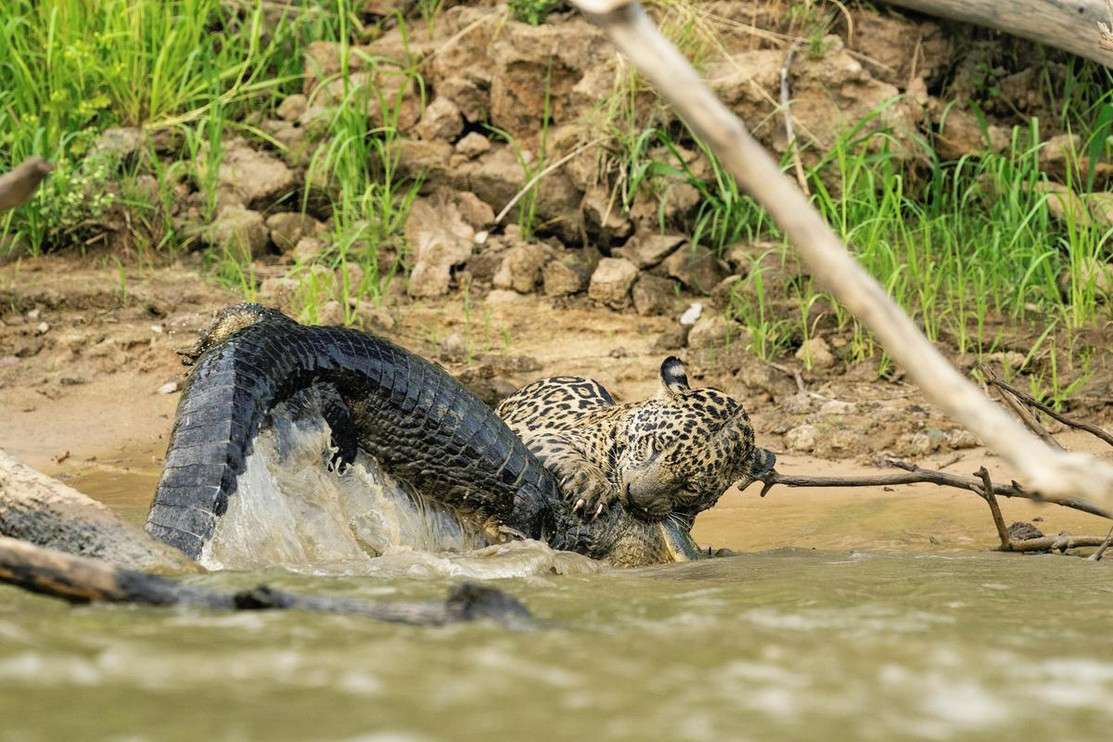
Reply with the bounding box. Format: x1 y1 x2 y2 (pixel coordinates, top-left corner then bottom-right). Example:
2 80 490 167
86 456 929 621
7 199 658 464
658 356 690 398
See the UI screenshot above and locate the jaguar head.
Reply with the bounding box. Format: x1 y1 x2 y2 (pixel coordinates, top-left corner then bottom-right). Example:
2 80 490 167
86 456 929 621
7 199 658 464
618 357 775 520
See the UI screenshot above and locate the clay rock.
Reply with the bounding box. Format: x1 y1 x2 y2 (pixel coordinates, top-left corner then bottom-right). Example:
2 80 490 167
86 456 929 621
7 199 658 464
404 194 476 297
581 186 634 244
416 97 464 142
785 424 819 453
93 127 142 160
265 212 323 253
632 274 677 316
277 94 308 122
588 258 639 308
616 232 686 269
439 75 490 123
687 314 728 349
456 132 492 159
795 337 836 369
218 138 297 209
849 8 951 87
487 18 611 140
493 243 548 294
203 205 269 258
934 107 1009 161
435 187 495 232
543 258 588 297
660 244 728 294
1057 257 1113 299
293 236 327 263
258 276 300 310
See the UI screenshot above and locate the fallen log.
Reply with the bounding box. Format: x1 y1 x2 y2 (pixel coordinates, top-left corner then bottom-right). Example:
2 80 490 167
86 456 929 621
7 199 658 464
880 1 1113 68
0 536 533 628
0 449 194 572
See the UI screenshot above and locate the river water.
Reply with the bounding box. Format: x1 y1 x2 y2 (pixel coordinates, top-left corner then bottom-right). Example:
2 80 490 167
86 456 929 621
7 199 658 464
2 405 1112 741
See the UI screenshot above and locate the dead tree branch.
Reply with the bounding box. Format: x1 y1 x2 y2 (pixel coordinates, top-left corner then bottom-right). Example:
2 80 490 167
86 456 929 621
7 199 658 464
974 466 1011 549
739 460 1112 519
879 1 1113 68
571 0 1113 514
0 536 533 628
981 366 1113 448
1089 525 1113 562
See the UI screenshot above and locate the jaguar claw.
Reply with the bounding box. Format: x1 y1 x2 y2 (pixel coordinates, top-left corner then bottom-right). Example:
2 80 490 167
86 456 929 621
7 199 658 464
573 498 586 512
594 502 605 519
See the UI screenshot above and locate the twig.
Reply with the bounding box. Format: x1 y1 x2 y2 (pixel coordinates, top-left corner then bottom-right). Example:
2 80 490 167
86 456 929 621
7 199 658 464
981 365 1113 448
738 460 1113 519
494 139 606 226
779 40 809 194
766 360 805 394
0 536 533 628
1088 525 1113 562
989 378 1065 450
571 0 1113 513
974 466 1011 549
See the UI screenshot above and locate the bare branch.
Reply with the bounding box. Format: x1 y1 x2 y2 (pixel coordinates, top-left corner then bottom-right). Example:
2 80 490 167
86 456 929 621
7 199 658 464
739 461 1113 520
1088 525 1113 562
571 0 1113 513
974 466 1011 549
779 40 809 194
981 366 1113 448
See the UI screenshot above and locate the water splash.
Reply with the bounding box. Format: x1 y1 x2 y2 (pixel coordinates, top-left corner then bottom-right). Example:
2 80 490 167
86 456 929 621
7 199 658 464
201 389 601 578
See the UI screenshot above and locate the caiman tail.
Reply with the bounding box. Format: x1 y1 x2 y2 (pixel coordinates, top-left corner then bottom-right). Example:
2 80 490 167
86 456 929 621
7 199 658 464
146 304 562 559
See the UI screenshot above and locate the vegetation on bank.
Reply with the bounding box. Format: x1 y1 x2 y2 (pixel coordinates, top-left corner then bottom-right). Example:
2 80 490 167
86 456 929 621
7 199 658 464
2 0 1112 403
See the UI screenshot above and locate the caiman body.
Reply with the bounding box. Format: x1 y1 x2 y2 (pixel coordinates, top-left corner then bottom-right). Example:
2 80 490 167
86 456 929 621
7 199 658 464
146 305 700 566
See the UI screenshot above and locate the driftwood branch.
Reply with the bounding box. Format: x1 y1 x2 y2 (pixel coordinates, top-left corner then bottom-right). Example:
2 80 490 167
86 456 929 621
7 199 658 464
981 366 1113 448
740 460 1113 519
0 449 194 572
1088 525 1113 561
572 0 1113 514
879 1 1113 68
0 536 533 628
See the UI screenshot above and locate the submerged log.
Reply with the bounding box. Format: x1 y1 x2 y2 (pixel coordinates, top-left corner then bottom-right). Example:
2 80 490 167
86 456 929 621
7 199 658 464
879 0 1113 68
0 536 533 628
0 450 194 572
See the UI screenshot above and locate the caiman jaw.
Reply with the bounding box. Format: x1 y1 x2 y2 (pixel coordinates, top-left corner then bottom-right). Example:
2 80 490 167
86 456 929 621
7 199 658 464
659 520 701 562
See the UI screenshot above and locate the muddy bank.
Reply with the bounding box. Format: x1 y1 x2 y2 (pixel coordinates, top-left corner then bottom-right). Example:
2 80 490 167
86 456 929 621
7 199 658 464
3 259 1110 555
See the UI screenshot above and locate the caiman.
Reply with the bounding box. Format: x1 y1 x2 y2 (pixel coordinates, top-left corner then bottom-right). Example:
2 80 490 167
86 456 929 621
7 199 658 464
145 304 771 567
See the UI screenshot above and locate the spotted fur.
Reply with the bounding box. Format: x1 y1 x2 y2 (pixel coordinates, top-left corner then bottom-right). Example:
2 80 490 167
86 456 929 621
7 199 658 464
495 357 775 520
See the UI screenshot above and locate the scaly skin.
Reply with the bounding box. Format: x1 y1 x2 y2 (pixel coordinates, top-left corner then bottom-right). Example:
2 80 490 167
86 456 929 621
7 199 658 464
146 305 698 566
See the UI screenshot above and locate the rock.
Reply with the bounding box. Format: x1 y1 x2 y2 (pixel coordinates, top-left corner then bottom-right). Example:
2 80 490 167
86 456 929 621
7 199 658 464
404 194 476 297
1057 257 1113 300
157 380 179 395
654 326 689 351
795 337 836 369
485 289 523 304
850 8 951 87
785 424 819 453
687 314 728 348
631 274 677 316
416 97 464 142
93 127 142 160
660 244 728 294
949 430 980 449
203 205 269 259
818 399 857 415
487 18 612 140
493 243 548 294
293 236 327 263
277 94 308 122
35 322 49 335
265 212 322 253
934 107 1009 160
581 186 634 243
616 232 686 269
218 138 297 209
258 277 300 309
679 302 703 326
709 275 743 308
439 188 495 231
542 259 587 296
783 392 814 415
439 332 467 362
315 300 345 326
455 132 492 159
354 302 395 332
588 258 639 308
362 0 415 18
437 75 489 123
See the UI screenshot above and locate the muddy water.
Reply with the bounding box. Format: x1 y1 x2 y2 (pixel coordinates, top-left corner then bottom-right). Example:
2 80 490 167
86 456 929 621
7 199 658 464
4 414 1113 740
